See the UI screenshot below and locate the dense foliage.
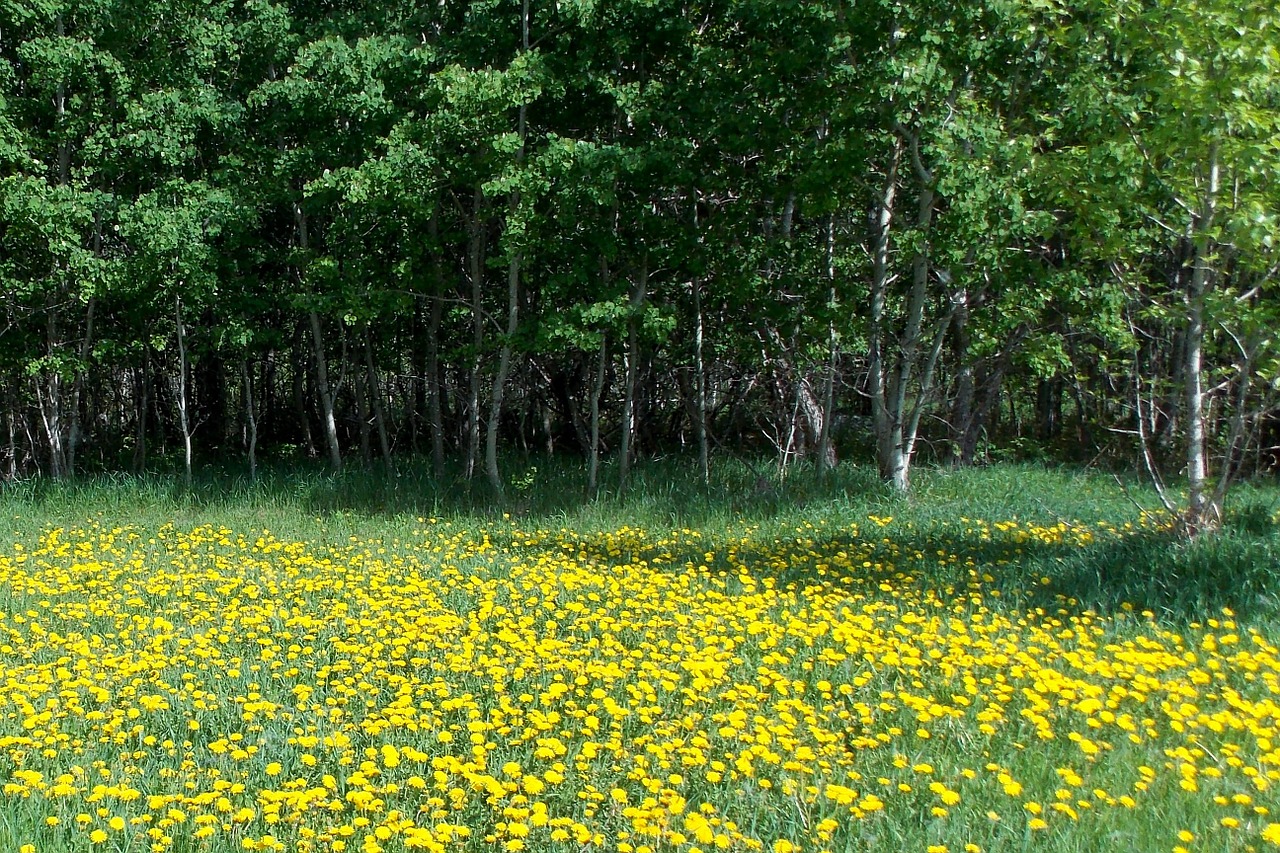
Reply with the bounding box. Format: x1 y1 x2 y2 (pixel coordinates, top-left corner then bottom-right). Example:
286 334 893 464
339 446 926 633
2 0 1278 518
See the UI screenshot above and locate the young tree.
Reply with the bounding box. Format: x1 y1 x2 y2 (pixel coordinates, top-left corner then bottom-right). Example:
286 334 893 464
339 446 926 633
1053 0 1280 528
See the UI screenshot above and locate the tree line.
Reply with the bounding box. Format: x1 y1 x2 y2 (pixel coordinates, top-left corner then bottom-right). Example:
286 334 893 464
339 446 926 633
2 0 1278 524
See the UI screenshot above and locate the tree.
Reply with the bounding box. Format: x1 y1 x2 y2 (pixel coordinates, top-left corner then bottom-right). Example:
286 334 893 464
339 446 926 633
1052 0 1280 528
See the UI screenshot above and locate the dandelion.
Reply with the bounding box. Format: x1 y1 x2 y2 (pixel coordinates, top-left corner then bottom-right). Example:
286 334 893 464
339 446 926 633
0 519 1277 853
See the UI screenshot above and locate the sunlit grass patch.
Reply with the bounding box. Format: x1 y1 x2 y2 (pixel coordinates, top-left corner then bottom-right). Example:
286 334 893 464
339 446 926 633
0 509 1277 853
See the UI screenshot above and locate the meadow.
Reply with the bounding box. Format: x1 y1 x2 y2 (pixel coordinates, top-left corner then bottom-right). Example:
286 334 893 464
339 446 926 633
2 462 1279 853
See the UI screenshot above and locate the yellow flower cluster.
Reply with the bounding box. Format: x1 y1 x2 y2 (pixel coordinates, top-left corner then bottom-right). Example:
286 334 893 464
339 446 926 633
0 517 1277 852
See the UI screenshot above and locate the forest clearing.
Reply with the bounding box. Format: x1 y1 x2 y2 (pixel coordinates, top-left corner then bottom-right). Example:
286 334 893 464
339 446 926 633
1 465 1279 853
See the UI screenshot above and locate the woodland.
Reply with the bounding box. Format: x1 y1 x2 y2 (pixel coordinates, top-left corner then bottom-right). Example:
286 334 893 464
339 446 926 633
1 0 1278 526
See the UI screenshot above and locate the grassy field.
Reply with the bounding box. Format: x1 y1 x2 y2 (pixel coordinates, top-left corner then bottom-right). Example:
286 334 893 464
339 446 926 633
1 461 1279 853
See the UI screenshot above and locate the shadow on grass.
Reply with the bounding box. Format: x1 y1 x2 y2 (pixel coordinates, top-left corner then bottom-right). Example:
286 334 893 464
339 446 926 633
574 507 1280 625
1011 523 1280 622
4 457 1277 623
1004 496 1280 621
0 455 897 528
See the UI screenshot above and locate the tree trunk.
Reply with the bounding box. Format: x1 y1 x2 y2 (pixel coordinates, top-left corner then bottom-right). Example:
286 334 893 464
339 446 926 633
292 325 317 459
1211 327 1259 509
174 295 193 490
356 357 373 466
41 12 73 480
308 310 344 474
868 138 903 488
484 255 518 496
1036 379 1062 442
261 353 277 450
486 104 527 496
38 375 65 479
619 254 648 495
365 333 393 472
133 349 149 473
4 388 13 481
242 359 257 481
466 187 485 481
66 297 96 479
588 333 607 498
870 125 947 492
427 211 446 478
817 213 838 478
949 283 975 465
885 138 937 491
1185 278 1208 525
151 364 168 460
484 7 529 496
1184 141 1219 530
692 275 710 486
296 197 342 473
5 400 15 481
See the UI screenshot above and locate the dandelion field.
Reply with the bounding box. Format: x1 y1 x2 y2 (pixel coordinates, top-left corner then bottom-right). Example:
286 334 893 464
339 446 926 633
2 466 1280 853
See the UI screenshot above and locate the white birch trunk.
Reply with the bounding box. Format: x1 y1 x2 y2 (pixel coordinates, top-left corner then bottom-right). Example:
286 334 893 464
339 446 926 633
868 139 902 487
242 360 257 481
1185 141 1220 529
618 255 648 495
175 295 193 490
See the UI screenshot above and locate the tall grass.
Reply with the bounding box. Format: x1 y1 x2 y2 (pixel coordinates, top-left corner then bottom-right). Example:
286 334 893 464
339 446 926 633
2 457 1277 624
2 458 1279 853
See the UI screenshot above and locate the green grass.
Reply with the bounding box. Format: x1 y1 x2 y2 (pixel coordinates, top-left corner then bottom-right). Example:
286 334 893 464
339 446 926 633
2 459 1280 853
0 456 1139 529
4 458 1275 625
